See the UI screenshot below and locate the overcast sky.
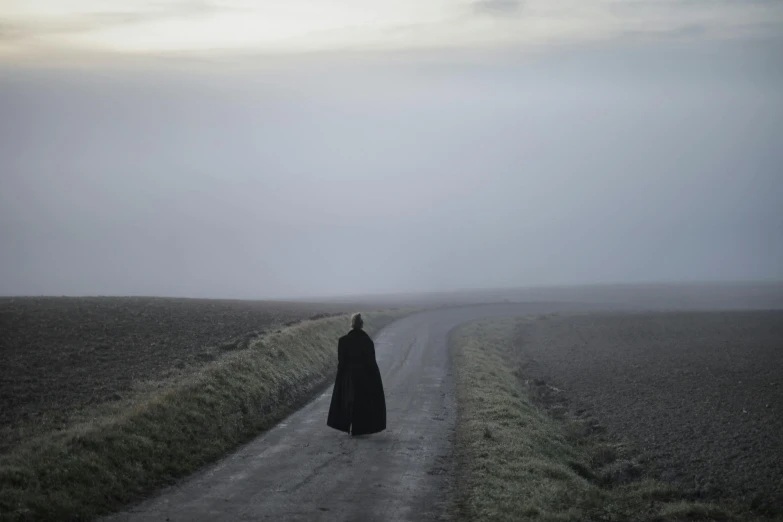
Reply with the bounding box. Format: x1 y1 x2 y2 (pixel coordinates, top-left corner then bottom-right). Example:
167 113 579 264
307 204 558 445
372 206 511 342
1 1 782 298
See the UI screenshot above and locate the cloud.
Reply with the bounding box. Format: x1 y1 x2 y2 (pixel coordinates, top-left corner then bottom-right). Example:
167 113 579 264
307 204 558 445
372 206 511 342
619 23 708 42
471 0 524 16
610 0 783 17
3 0 780 61
679 0 782 5
0 1 231 43
0 22 26 42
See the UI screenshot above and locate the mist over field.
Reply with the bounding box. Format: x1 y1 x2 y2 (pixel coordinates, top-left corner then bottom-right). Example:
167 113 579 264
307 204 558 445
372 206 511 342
2 6 783 520
1 5 782 299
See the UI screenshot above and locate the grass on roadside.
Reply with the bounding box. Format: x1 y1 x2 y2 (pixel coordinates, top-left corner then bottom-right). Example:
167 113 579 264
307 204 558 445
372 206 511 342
0 310 410 522
451 317 744 522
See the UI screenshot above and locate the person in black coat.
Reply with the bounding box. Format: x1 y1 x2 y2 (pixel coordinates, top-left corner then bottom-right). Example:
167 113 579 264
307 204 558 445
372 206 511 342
326 313 387 436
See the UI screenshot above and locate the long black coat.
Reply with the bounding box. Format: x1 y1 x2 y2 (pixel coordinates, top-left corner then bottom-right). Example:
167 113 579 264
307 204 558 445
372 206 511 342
326 328 386 435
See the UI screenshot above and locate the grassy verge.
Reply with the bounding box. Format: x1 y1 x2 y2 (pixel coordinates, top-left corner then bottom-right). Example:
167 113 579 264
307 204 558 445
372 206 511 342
0 310 411 521
451 317 749 522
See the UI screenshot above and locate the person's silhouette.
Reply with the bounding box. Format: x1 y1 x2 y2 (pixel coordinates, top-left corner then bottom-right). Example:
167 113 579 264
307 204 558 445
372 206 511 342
326 313 387 436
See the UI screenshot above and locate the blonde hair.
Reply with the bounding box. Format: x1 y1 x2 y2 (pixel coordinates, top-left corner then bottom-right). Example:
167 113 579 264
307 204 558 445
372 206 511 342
351 312 364 329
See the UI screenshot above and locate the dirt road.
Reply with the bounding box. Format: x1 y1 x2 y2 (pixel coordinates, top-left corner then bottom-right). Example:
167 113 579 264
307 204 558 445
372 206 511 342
105 304 569 522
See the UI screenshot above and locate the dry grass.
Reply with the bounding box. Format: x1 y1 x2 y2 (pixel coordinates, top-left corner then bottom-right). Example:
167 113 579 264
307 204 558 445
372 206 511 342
451 318 747 522
0 310 410 521
0 296 363 450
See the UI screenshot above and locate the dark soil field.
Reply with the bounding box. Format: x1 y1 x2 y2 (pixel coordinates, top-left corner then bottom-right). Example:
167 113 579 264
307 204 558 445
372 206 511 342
512 310 783 514
0 297 361 451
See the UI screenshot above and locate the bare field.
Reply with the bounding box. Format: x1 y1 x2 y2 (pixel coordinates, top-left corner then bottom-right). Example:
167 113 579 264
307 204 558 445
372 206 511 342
511 310 783 514
0 296 364 450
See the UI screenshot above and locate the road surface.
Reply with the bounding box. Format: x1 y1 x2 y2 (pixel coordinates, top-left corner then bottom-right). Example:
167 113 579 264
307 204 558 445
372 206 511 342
105 303 588 522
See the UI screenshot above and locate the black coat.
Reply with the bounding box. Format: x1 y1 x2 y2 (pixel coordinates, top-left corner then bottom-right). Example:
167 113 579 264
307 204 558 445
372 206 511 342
326 328 386 435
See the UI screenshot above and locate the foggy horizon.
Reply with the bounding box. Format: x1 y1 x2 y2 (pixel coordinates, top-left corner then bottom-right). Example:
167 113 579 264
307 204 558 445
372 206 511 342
2 279 783 302
2 2 782 300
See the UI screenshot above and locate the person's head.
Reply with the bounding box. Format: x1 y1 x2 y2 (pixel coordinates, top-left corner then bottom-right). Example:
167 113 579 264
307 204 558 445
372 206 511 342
351 312 364 330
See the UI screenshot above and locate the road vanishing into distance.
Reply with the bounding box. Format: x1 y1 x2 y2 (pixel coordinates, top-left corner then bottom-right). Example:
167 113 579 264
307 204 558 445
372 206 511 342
105 303 585 522
104 288 783 522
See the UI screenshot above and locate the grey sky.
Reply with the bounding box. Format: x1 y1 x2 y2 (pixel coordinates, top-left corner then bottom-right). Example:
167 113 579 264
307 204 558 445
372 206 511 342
1 3 782 298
